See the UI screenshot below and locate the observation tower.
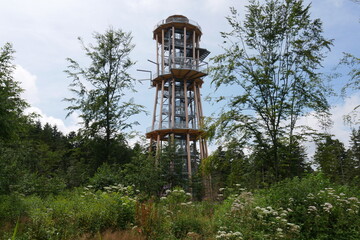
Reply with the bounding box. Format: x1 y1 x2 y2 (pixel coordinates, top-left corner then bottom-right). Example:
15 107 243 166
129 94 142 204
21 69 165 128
146 15 210 179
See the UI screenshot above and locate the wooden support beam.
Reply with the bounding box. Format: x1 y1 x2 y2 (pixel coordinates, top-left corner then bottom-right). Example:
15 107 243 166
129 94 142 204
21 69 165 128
184 27 187 59
193 31 196 66
156 34 159 76
187 133 192 177
172 26 175 68
158 79 165 130
171 78 175 128
151 83 159 131
184 79 189 128
161 29 164 74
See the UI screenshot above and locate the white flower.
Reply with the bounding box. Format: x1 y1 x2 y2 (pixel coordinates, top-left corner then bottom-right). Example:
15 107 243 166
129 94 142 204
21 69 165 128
348 197 358 201
308 206 317 212
322 202 333 213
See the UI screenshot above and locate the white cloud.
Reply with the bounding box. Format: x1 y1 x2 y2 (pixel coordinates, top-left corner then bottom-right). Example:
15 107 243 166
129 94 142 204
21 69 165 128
25 106 80 135
328 0 345 7
12 65 80 134
297 94 360 158
14 65 39 104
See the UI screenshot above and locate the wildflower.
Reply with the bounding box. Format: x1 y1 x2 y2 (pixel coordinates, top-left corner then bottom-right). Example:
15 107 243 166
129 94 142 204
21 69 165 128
219 188 225 192
308 206 317 212
307 193 315 199
287 208 293 212
322 202 333 213
277 228 283 232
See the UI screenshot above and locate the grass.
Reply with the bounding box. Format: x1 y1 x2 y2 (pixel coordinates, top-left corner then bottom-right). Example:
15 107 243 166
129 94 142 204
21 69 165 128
1 174 359 239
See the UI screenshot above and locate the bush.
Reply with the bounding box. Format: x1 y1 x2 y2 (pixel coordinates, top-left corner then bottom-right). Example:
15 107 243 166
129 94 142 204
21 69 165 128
0 194 25 224
264 174 360 239
88 163 123 190
213 174 360 240
17 185 137 239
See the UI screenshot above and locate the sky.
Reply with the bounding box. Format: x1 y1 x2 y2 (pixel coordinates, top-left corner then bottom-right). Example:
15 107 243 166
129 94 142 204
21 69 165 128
1 0 359 156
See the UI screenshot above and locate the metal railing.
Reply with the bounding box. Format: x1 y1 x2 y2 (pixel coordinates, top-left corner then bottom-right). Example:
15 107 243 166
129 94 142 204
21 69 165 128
154 17 202 32
153 57 208 79
146 123 200 133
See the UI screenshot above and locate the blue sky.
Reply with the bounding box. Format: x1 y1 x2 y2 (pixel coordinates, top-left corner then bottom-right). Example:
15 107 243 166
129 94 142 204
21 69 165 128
1 0 359 154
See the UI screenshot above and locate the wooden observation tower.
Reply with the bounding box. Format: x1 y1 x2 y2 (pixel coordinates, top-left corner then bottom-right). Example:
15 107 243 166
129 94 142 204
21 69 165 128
146 15 210 179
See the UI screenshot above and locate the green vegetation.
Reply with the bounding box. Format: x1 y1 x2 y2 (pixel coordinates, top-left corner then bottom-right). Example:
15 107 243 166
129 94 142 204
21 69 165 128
1 0 360 239
1 174 359 239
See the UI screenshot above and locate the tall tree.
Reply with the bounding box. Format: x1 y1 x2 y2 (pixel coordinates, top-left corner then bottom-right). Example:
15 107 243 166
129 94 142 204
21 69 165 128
65 27 144 164
314 135 350 184
0 43 28 141
348 127 360 184
210 0 333 181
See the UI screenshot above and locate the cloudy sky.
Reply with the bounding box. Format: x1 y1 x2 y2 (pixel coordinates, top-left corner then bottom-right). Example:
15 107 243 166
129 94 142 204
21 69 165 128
1 0 359 153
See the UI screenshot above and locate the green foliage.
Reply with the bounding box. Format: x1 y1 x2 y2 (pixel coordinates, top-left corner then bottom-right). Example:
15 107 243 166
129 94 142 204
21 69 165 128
1 174 359 239
6 185 137 239
263 174 360 239
213 174 360 240
136 187 213 240
0 195 25 225
121 152 164 197
0 43 29 141
64 27 145 164
210 0 333 182
88 163 122 190
314 135 354 184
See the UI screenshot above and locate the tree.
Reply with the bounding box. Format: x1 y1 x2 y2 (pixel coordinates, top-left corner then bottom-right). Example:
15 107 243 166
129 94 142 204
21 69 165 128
65 27 144 164
340 53 360 124
0 43 28 141
348 127 360 184
210 0 333 181
314 135 351 184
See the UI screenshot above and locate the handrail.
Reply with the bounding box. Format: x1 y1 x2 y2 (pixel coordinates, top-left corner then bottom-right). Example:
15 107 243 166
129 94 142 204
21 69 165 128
154 17 202 32
152 56 208 79
146 124 200 133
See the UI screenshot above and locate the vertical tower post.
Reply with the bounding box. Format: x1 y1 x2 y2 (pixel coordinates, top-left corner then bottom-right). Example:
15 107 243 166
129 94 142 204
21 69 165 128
146 15 210 181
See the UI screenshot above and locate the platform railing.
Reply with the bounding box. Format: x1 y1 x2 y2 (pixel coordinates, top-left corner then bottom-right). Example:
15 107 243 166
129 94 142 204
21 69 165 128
153 57 208 80
154 17 202 32
146 123 200 133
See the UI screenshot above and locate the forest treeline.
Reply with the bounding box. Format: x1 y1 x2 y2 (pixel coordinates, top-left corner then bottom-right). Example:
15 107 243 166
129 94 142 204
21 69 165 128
0 0 359 239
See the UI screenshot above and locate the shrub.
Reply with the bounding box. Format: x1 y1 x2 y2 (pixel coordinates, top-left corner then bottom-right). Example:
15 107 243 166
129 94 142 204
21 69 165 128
19 185 137 239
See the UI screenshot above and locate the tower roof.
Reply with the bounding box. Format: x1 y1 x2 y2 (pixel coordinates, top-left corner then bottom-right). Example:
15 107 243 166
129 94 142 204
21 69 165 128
153 15 202 40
